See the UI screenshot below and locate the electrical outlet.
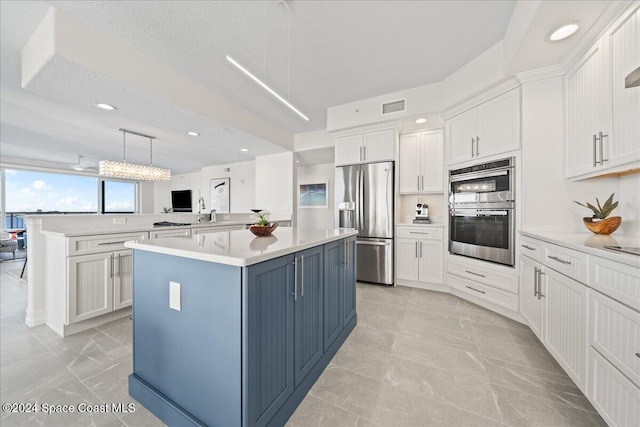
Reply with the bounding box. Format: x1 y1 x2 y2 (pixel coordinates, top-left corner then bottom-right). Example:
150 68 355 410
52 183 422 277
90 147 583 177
169 281 181 311
112 217 127 225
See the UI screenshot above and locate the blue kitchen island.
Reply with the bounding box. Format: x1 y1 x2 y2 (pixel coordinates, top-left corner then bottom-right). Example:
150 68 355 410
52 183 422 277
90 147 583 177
125 228 358 427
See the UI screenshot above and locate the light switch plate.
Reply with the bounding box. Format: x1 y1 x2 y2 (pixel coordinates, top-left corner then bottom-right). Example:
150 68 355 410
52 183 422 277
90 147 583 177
169 281 181 311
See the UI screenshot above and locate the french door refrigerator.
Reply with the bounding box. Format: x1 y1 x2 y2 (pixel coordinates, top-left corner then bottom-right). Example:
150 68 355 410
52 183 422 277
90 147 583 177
335 161 394 285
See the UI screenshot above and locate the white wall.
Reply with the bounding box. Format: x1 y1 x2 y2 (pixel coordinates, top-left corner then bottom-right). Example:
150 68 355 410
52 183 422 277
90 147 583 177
296 163 335 229
255 152 295 219
521 77 636 235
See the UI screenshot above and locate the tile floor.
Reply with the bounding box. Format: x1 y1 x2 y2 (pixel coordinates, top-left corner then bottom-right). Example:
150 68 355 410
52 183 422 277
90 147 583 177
0 259 605 426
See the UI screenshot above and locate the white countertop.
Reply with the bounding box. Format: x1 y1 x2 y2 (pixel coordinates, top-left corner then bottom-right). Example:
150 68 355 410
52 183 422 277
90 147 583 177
521 230 640 267
125 227 358 267
40 218 291 237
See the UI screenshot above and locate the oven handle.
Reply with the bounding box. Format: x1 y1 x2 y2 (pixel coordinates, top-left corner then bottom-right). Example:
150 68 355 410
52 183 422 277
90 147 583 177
449 169 510 183
451 210 510 216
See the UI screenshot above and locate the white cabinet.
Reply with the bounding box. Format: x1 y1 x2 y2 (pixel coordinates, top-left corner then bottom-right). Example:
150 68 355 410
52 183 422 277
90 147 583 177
335 129 395 166
566 5 640 179
520 256 544 340
150 228 192 238
395 226 443 288
544 268 587 390
68 249 132 324
446 88 520 165
399 129 443 193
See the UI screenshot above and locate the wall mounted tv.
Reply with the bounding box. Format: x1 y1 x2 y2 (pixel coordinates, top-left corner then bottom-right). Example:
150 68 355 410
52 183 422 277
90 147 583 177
171 190 192 212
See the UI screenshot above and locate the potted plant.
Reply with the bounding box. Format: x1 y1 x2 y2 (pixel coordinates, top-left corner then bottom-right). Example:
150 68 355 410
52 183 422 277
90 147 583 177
249 210 278 237
574 193 621 234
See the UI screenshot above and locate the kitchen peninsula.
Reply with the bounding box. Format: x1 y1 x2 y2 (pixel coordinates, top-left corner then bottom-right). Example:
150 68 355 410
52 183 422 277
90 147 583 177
125 227 358 427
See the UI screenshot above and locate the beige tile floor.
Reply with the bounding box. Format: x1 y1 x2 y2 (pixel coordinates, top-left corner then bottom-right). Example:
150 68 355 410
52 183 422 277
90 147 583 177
0 259 605 426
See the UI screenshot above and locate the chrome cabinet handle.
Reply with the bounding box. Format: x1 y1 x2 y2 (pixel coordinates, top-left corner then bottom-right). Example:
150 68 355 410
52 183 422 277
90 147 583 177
521 245 536 251
599 131 608 163
471 137 475 157
363 146 366 161
593 134 599 167
537 270 545 300
476 136 480 156
98 241 127 246
115 254 121 277
421 175 424 190
359 146 363 162
300 255 304 297
534 267 539 297
291 257 298 300
409 232 432 235
465 285 485 294
419 242 423 258
344 241 348 267
548 255 571 265
465 270 486 278
415 241 418 258
110 253 114 279
417 175 420 191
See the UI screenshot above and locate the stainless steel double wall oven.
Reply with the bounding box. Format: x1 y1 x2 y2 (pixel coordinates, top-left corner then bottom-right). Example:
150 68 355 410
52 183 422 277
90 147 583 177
448 157 515 266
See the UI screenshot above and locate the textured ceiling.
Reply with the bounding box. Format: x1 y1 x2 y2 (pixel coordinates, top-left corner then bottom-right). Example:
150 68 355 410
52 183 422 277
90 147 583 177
1 1 519 173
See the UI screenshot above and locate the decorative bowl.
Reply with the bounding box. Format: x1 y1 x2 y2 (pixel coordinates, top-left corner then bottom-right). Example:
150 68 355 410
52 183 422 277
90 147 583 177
249 222 279 237
583 216 621 235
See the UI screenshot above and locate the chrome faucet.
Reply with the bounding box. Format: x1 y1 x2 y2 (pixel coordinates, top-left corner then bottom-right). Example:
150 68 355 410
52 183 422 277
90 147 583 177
210 209 217 223
197 197 206 222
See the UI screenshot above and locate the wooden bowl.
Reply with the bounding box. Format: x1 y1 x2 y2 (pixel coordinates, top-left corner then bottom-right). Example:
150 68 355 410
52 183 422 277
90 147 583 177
249 222 279 237
583 216 621 235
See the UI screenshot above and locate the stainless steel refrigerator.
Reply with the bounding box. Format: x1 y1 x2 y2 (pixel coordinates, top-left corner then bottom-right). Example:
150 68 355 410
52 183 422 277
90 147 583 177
335 161 394 285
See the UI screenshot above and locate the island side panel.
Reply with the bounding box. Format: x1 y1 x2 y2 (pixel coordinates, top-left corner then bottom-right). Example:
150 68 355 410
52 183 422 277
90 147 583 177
130 250 242 427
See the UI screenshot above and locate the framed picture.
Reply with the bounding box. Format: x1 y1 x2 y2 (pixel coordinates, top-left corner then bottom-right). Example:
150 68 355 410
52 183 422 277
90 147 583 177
210 178 230 213
298 182 328 209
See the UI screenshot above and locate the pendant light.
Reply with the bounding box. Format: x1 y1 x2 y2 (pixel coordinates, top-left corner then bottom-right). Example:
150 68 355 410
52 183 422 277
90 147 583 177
99 129 171 182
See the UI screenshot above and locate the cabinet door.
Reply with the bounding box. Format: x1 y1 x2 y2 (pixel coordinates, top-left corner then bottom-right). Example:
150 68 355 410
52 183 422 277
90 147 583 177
363 129 395 162
420 129 444 192
68 253 113 323
113 250 133 310
343 237 357 326
476 89 520 159
395 239 419 281
294 246 323 387
245 255 295 427
608 7 640 168
417 240 443 284
520 256 543 340
566 38 608 178
399 133 421 193
335 134 363 166
544 268 587 391
447 108 476 164
323 240 344 350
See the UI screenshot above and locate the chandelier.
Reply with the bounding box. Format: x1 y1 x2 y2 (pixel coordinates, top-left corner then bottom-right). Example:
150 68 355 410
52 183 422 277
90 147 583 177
99 129 171 182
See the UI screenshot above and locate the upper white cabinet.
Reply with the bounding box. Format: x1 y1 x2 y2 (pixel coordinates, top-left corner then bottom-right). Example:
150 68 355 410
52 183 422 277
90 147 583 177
566 5 639 179
446 88 520 165
335 128 396 166
399 129 443 193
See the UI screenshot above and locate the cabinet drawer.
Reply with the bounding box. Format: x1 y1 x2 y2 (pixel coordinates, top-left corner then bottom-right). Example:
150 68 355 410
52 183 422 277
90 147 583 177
520 236 544 263
193 225 244 234
448 274 519 311
68 232 148 256
397 226 443 240
544 244 588 283
590 257 640 311
448 259 518 294
150 228 192 239
590 291 640 387
589 348 640 427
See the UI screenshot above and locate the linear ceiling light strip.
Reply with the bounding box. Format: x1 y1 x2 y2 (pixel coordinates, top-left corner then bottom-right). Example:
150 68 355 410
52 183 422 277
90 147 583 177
226 54 309 121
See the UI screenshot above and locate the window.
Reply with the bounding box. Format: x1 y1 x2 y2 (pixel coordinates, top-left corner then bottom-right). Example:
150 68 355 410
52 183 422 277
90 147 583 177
5 169 98 214
102 180 136 214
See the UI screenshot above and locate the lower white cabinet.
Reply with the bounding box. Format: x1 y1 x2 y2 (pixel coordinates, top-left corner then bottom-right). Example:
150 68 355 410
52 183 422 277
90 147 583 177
520 256 544 340
68 249 132 324
396 226 443 288
544 267 587 391
150 228 192 238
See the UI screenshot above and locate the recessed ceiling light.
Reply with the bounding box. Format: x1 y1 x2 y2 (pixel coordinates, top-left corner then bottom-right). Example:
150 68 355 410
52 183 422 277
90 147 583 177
241 148 249 152
548 23 579 41
187 131 199 136
95 103 117 111
415 118 427 124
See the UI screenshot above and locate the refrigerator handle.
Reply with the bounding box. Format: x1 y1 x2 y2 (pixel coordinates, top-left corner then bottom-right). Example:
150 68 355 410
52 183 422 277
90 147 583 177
359 168 365 232
355 169 361 231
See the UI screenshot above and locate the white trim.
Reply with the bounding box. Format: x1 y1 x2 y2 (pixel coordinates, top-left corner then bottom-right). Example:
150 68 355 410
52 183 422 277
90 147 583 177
329 121 401 137
516 65 566 84
441 77 520 120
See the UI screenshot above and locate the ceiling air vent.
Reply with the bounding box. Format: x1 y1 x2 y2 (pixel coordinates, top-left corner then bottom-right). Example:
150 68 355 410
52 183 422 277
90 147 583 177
382 99 405 114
